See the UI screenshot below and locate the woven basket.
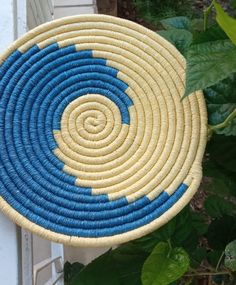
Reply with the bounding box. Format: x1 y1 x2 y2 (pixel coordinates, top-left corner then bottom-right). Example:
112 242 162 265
0 15 207 247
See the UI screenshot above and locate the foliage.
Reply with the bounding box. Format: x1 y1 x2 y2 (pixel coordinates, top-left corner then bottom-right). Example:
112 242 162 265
141 242 189 285
133 0 194 26
184 40 236 97
64 2 236 285
225 241 236 272
214 1 236 45
64 262 84 285
68 244 149 285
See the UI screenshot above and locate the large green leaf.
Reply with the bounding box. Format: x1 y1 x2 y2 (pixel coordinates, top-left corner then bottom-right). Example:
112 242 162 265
225 240 236 271
203 159 236 197
207 216 236 250
207 250 223 267
172 208 205 248
189 211 208 236
71 250 119 285
204 74 236 135
204 195 236 218
189 247 207 268
113 244 148 285
214 1 236 46
193 24 227 44
231 0 236 9
133 207 201 253
184 40 236 97
158 29 192 55
204 73 236 103
160 16 191 30
207 135 236 173
71 244 148 285
141 242 189 285
207 104 236 136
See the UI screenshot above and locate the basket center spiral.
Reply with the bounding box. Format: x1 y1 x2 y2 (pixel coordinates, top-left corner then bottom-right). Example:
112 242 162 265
54 92 132 184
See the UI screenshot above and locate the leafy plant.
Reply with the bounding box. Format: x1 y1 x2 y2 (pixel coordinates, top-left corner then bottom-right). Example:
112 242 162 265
64 2 236 285
133 0 194 26
141 242 189 285
225 241 236 272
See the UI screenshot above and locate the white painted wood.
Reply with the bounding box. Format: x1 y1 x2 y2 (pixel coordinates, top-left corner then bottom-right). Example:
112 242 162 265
16 0 27 37
22 231 64 285
34 256 63 285
54 0 95 6
54 0 96 7
27 0 54 30
40 0 54 21
21 230 33 285
32 235 52 285
51 243 64 285
54 6 96 18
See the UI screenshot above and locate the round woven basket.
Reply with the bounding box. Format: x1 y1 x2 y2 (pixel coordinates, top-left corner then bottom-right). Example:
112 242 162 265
0 14 207 247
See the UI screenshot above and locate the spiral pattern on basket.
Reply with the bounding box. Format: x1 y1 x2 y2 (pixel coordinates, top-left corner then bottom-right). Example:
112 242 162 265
0 15 207 244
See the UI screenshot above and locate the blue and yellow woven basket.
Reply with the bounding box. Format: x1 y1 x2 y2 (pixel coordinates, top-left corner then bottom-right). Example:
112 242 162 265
0 15 207 246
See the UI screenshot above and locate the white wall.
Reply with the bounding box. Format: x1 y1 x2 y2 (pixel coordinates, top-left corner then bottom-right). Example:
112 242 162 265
0 213 20 285
54 0 97 19
0 1 20 284
27 0 53 29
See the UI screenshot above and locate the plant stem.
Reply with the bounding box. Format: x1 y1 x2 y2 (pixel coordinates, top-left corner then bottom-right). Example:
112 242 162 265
216 251 225 271
167 239 172 258
185 271 229 277
208 108 236 136
203 1 214 31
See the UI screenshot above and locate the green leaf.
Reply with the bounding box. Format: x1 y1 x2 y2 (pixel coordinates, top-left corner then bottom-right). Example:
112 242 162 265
207 250 223 267
71 250 119 285
193 25 228 44
207 216 236 250
207 135 236 173
225 240 236 271
184 40 236 97
189 211 208 235
171 208 199 251
204 195 236 218
158 29 192 55
160 16 191 30
207 104 236 136
189 247 207 268
64 261 84 284
204 74 236 135
113 244 148 285
214 1 236 46
133 216 176 253
203 159 236 197
141 242 189 285
190 19 204 33
204 73 236 104
71 244 148 285
133 207 200 253
231 0 236 9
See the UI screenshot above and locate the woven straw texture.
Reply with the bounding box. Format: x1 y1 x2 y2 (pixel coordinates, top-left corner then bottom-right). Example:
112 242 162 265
0 14 207 247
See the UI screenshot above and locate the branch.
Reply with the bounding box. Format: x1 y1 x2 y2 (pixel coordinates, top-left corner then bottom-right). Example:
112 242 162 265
203 1 214 31
185 271 230 277
208 108 236 139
